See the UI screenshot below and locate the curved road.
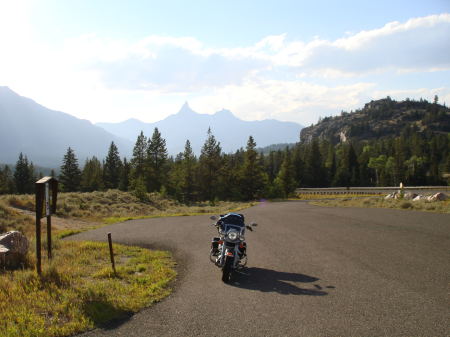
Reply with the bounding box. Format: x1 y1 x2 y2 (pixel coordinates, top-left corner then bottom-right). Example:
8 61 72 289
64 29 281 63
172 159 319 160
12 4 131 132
73 201 450 337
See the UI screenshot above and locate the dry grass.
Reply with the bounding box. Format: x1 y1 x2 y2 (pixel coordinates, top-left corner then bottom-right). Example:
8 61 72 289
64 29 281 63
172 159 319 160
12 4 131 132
0 202 35 238
311 196 450 213
296 193 379 200
0 190 255 222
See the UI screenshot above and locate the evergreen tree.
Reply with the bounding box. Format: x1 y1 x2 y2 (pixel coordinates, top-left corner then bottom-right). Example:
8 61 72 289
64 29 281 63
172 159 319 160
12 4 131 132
103 142 122 189
292 145 304 186
59 147 81 192
303 139 324 187
239 136 267 200
180 140 196 202
146 128 168 192
81 156 104 192
274 148 297 197
14 153 31 194
119 157 130 191
0 165 15 194
130 131 148 187
28 162 37 193
198 128 222 201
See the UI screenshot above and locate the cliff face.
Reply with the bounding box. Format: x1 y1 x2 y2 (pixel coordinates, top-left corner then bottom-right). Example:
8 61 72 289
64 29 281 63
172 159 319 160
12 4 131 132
300 97 450 144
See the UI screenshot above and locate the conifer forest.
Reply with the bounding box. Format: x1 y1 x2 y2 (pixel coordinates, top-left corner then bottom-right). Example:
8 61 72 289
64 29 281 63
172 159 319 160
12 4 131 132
1 123 449 201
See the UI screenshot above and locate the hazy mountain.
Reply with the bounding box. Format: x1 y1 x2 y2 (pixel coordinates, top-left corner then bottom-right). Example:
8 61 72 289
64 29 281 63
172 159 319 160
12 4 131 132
97 103 303 154
300 97 450 144
0 87 133 167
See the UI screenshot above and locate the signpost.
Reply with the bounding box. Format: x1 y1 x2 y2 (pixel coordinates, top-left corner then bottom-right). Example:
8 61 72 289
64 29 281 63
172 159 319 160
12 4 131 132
35 177 58 275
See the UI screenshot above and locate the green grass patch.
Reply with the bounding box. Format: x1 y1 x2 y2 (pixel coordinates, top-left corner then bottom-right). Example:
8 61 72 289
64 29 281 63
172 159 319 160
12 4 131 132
311 196 450 213
0 241 176 337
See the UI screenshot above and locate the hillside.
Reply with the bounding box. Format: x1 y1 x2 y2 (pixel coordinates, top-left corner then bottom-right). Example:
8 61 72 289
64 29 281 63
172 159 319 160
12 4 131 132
97 103 303 154
300 97 450 143
0 87 133 167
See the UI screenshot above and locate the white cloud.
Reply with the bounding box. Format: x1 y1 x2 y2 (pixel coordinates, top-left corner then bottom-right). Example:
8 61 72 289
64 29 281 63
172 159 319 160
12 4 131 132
0 11 448 126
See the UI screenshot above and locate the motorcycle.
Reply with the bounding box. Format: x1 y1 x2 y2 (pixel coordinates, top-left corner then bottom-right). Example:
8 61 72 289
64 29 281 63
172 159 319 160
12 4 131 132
209 213 257 283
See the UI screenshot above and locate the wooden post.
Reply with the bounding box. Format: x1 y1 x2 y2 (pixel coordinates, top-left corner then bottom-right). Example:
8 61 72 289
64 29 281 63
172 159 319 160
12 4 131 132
35 184 43 275
107 233 116 275
45 182 52 260
47 215 52 260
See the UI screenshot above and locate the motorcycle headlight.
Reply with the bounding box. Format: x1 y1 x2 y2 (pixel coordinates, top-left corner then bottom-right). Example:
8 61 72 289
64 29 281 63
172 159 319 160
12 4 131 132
227 231 238 241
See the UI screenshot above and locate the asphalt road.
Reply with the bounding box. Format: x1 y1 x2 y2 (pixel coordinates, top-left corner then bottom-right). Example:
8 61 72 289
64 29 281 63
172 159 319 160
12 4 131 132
73 201 450 337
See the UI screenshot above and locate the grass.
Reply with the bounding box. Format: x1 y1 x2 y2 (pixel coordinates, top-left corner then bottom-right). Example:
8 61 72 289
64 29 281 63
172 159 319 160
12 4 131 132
0 190 255 223
0 191 255 336
310 195 450 213
0 240 176 337
296 193 379 200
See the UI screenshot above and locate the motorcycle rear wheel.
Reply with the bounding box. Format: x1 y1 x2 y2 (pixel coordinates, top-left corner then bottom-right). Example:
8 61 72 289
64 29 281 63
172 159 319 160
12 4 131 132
222 256 233 283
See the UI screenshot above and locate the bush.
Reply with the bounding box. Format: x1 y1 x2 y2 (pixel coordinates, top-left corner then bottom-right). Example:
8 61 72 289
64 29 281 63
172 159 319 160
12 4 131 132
400 201 412 209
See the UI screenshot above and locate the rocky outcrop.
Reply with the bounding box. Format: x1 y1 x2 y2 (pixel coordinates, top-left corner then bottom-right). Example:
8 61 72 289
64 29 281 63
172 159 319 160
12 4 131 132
0 231 29 268
300 97 450 144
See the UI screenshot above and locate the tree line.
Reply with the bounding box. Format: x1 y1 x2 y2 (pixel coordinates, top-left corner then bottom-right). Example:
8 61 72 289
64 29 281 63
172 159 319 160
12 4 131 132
1 126 449 200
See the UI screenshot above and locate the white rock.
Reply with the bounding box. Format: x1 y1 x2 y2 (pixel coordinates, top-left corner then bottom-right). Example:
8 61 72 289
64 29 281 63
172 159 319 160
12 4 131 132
0 231 29 268
427 192 448 202
413 195 425 201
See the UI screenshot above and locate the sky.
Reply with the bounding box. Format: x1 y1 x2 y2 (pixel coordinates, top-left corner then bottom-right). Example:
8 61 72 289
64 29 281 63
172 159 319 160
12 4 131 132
0 0 449 126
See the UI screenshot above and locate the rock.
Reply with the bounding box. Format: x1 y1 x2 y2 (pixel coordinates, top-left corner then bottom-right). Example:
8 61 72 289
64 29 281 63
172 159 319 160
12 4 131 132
385 193 395 199
427 192 448 202
0 231 29 268
404 192 418 200
413 195 425 201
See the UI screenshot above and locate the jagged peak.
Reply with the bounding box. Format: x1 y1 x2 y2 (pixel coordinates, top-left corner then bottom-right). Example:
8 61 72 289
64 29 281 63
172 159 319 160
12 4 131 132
178 101 195 115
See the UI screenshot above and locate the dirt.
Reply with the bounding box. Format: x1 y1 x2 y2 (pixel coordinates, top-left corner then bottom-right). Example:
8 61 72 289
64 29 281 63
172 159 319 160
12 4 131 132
11 207 101 231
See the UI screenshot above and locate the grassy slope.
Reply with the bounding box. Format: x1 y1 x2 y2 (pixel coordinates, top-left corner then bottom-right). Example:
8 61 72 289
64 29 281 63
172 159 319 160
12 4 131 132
307 195 450 213
0 190 254 337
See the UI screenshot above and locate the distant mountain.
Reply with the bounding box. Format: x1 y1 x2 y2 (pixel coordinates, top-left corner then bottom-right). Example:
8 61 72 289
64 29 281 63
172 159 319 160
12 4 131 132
97 103 303 154
256 143 296 155
300 97 450 144
0 87 133 167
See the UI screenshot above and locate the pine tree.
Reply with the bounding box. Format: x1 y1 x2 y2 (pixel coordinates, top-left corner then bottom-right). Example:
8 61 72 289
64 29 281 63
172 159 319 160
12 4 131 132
180 140 196 202
0 165 15 194
59 147 81 192
28 162 37 193
103 142 122 189
274 148 297 197
81 156 104 192
14 153 31 194
119 157 130 191
303 139 324 187
239 136 267 200
130 131 148 186
146 128 168 192
198 128 222 201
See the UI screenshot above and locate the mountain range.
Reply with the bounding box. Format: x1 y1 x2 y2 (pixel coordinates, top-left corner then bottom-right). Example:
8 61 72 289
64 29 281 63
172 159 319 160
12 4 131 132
0 87 303 167
96 103 303 154
0 87 133 167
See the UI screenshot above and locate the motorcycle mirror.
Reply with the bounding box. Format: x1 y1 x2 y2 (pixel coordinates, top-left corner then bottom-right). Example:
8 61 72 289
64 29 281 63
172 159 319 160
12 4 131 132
251 222 258 226
210 215 217 221
245 225 253 231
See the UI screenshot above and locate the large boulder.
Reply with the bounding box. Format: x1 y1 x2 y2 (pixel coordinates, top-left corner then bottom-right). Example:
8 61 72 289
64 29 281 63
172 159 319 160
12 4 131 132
404 192 418 200
427 192 448 202
413 195 425 201
0 231 29 268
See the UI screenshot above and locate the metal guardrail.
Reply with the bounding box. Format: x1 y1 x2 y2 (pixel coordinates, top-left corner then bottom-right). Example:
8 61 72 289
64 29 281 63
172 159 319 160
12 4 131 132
296 186 450 195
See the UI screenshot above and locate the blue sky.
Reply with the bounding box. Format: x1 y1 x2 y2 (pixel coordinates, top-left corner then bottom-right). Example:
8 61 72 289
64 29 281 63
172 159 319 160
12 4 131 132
0 0 449 125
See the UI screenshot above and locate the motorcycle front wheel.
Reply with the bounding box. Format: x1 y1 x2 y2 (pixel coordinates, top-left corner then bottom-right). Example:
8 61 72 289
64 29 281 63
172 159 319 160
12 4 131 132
222 256 233 283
